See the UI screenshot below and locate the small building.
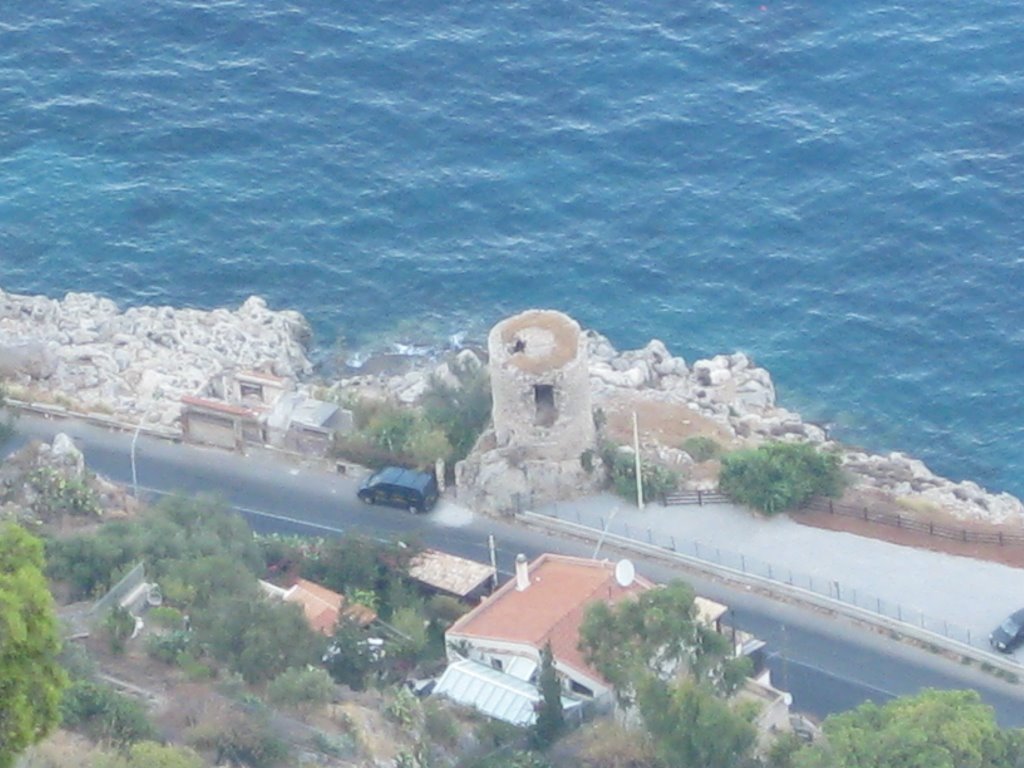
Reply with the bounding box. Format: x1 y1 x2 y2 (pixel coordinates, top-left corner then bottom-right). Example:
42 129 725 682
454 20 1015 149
440 553 655 716
210 368 292 407
259 577 377 636
434 552 790 732
407 549 496 602
181 367 352 456
180 394 265 451
265 391 352 456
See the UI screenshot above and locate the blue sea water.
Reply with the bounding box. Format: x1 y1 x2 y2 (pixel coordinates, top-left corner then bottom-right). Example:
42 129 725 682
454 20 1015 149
1 1 1024 496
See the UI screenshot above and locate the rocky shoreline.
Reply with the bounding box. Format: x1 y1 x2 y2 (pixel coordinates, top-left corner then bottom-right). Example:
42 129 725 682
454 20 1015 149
2 286 1022 526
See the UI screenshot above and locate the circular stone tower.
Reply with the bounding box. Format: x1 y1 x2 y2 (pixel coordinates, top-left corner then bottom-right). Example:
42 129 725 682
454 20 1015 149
488 309 595 460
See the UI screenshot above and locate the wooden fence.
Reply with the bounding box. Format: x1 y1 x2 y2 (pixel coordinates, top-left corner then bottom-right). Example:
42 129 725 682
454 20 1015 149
802 497 1024 546
661 489 731 506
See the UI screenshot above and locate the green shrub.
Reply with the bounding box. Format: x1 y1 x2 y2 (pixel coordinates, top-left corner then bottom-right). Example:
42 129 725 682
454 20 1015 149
421 357 492 463
601 444 679 505
178 653 215 682
390 606 430 661
423 699 459 748
719 441 844 514
266 667 335 716
146 630 191 665
186 706 289 768
59 680 156 747
385 686 421 728
333 358 490 472
310 730 357 758
580 449 596 474
331 434 417 471
460 748 548 768
681 436 720 462
148 605 184 630
28 467 102 517
104 606 136 655
57 640 96 681
427 594 468 626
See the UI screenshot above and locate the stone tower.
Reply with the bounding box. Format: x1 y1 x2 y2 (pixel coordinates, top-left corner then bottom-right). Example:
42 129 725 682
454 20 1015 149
488 309 596 459
455 310 601 514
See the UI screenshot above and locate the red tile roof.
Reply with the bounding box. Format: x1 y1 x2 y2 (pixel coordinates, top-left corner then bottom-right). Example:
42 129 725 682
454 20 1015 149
284 578 377 635
180 394 261 418
447 554 654 683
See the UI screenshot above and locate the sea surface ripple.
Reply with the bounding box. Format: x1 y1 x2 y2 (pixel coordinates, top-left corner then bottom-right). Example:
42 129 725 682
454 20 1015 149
2 1 1024 496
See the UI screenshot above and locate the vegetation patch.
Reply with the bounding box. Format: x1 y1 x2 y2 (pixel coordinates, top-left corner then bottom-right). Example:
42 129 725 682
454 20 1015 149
681 435 721 462
719 441 844 514
601 443 680 505
332 357 491 472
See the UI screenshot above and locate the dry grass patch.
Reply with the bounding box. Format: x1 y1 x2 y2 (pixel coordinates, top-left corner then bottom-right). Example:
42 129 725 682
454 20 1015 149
551 719 659 768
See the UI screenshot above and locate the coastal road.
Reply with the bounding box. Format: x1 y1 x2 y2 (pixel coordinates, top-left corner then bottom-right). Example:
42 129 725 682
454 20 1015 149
7 412 1024 726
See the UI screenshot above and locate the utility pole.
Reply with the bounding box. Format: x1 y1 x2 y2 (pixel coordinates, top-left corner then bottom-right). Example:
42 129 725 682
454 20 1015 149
131 400 160 499
130 420 144 499
633 411 644 510
488 534 498 590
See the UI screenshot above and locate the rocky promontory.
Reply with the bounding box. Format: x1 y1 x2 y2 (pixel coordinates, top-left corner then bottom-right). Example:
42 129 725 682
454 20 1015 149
0 288 313 427
2 286 1022 526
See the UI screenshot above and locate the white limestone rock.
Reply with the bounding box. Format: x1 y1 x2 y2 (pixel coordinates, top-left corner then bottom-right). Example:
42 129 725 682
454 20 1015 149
0 287 315 425
50 433 86 479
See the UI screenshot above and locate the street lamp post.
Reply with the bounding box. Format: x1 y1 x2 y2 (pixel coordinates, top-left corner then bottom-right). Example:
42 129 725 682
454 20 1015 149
131 402 159 499
130 419 143 499
633 411 644 510
592 506 621 560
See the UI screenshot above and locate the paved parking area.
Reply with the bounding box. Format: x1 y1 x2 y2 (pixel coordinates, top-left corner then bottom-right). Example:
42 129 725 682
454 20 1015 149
537 493 1024 659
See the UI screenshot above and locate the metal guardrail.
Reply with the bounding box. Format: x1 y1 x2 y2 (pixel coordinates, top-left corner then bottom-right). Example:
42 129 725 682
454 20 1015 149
519 509 1024 678
5 398 181 441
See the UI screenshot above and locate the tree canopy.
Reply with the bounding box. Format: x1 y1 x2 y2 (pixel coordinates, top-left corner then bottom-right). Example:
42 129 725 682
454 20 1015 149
719 441 844 514
578 580 744 706
639 678 757 768
792 689 1020 768
46 494 263 602
0 523 68 768
195 595 322 684
532 642 565 749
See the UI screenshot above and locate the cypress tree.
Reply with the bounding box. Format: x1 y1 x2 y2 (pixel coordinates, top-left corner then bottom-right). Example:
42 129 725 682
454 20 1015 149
532 642 565 749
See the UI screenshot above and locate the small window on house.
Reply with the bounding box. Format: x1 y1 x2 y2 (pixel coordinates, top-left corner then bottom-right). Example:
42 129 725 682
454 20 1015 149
569 680 594 697
534 384 556 427
491 658 504 672
239 382 263 400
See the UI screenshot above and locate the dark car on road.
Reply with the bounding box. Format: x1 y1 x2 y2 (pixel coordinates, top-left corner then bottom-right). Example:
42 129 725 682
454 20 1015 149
357 467 439 514
989 608 1024 653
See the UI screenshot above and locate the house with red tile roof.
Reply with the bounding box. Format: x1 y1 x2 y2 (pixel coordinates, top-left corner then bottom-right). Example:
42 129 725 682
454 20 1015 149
441 553 658 707
436 552 793 736
259 577 377 636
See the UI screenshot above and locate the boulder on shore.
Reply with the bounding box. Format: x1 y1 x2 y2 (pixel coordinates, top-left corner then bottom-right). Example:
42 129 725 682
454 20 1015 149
0 288 314 427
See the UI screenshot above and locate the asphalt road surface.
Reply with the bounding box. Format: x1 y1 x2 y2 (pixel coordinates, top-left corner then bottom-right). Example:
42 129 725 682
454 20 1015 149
7 412 1024 726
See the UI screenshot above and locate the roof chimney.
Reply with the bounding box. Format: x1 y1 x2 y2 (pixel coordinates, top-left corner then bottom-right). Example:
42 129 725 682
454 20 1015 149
514 554 530 591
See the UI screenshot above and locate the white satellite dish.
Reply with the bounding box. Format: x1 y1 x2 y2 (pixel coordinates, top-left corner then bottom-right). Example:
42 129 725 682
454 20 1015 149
614 559 636 588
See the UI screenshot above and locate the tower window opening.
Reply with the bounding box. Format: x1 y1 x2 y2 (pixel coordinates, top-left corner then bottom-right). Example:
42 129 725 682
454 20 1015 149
534 384 556 427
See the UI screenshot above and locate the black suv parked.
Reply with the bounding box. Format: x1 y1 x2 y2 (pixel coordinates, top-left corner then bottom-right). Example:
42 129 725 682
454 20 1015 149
357 467 439 513
989 608 1024 653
